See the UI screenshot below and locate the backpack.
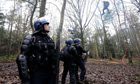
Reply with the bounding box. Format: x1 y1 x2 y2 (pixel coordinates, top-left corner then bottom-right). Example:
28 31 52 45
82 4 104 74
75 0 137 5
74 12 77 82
60 46 73 62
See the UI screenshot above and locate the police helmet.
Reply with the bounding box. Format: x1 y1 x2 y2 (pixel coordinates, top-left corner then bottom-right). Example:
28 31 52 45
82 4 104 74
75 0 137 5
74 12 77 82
73 38 81 44
65 38 72 45
34 17 49 31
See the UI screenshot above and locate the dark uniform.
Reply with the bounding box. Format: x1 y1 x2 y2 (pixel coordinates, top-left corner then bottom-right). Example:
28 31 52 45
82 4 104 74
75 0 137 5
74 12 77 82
102 1 110 15
73 38 88 83
60 38 78 84
16 17 56 84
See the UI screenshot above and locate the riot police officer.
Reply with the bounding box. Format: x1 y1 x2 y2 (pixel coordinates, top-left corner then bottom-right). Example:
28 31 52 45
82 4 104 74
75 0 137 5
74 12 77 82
16 17 56 84
60 38 78 84
73 38 88 84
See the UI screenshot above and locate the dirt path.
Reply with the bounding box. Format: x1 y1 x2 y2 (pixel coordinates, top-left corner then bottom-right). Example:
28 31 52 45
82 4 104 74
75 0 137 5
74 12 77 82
0 59 139 84
85 59 140 84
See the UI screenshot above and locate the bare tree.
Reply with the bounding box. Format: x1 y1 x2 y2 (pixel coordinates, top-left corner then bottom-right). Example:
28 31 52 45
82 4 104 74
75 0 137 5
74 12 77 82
112 0 127 59
55 0 67 83
120 0 133 64
97 5 111 59
127 11 140 53
30 0 38 32
39 0 47 17
131 0 140 12
7 0 16 56
92 20 104 58
66 0 100 48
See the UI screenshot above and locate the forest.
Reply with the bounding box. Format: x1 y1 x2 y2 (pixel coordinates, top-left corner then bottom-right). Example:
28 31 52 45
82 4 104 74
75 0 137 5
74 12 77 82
0 0 140 84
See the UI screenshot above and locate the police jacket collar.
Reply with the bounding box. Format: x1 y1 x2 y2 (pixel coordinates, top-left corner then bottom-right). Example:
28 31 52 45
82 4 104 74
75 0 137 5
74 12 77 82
32 31 48 37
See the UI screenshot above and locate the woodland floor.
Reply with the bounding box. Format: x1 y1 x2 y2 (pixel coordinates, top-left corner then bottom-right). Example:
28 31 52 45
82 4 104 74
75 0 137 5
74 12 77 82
0 59 140 84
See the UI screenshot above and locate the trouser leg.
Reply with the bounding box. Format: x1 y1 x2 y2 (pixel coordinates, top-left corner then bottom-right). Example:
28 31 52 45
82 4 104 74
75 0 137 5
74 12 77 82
69 64 76 84
79 59 86 81
75 65 79 82
61 65 68 84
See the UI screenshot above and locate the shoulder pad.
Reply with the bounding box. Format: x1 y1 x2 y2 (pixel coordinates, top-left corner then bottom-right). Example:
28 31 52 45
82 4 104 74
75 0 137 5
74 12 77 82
23 35 32 45
21 35 32 52
24 35 32 40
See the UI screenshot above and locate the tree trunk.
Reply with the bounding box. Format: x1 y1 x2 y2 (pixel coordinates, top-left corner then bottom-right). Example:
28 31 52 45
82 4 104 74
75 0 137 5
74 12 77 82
7 0 16 56
97 6 108 59
94 35 99 59
113 0 127 59
80 27 85 48
56 0 67 84
39 0 47 17
120 0 133 63
131 26 140 53
8 22 13 56
30 0 38 32
128 51 133 64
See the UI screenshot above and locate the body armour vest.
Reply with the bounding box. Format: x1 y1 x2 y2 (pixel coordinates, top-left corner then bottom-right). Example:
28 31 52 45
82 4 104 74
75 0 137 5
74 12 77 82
30 32 55 69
